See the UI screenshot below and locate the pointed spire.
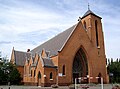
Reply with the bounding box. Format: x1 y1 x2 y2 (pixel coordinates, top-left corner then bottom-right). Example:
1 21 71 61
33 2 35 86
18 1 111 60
88 3 90 10
12 46 14 50
82 4 102 19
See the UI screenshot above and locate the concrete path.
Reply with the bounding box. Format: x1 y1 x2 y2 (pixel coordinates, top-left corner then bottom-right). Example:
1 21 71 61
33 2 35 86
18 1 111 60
0 84 116 89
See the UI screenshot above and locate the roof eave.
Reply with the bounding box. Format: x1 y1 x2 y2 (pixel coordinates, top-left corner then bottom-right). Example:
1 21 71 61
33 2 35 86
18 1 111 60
82 13 102 19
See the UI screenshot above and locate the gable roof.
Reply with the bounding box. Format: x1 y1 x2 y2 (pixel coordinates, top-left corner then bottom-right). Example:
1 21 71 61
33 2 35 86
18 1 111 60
12 24 78 67
42 58 57 68
14 50 31 66
12 10 101 67
31 24 77 56
82 9 102 19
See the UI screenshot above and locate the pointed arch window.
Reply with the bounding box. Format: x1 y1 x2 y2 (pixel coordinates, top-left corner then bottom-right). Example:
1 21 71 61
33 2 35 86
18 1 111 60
29 64 31 74
72 47 88 83
34 70 36 77
50 72 53 79
98 73 102 83
62 65 65 75
84 21 87 30
95 20 99 47
31 70 32 77
38 71 41 79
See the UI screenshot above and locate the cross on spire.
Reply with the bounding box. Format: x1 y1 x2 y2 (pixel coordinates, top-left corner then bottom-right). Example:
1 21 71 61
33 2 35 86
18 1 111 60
88 3 90 10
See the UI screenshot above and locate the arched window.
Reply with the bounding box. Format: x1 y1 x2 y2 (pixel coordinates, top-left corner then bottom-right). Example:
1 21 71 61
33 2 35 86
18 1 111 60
84 21 87 30
31 70 32 77
34 70 36 77
29 64 31 74
72 47 88 83
38 71 41 79
95 20 99 47
62 65 65 75
98 73 102 83
50 72 53 79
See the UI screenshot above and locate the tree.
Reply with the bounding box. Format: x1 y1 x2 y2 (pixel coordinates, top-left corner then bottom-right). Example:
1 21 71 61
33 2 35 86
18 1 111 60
7 63 22 85
0 58 22 85
111 58 113 63
0 64 7 85
108 59 120 83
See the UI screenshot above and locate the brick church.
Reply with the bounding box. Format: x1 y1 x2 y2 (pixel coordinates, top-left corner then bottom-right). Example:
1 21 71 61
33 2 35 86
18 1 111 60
10 9 109 86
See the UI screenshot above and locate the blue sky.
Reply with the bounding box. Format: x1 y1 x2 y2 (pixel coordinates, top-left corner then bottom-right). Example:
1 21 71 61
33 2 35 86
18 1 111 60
0 0 120 59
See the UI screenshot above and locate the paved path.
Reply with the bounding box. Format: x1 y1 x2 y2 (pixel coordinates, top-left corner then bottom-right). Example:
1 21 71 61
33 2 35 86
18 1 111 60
0 84 117 89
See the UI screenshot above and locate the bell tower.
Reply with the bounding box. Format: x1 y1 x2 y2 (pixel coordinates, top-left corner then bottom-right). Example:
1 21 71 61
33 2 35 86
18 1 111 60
81 8 109 83
81 9 104 49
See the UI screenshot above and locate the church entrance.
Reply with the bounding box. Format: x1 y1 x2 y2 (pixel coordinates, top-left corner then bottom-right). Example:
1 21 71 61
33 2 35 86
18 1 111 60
72 48 88 83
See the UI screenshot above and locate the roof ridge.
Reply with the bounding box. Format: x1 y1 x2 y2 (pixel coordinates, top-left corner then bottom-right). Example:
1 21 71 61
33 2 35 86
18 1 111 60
14 50 31 54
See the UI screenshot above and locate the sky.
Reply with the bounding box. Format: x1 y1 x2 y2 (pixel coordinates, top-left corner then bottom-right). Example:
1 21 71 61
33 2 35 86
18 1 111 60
0 0 120 60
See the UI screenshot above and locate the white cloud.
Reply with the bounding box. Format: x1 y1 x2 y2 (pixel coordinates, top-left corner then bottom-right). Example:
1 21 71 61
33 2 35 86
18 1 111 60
0 0 120 60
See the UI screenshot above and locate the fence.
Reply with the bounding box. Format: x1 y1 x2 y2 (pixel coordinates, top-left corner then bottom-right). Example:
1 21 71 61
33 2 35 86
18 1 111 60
75 76 103 89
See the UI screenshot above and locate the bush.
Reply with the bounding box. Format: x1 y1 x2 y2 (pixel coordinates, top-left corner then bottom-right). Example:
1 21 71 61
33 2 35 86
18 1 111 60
112 85 120 89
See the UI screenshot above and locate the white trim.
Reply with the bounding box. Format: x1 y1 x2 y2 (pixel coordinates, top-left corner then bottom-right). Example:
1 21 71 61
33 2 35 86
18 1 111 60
43 75 46 78
58 73 62 77
97 46 100 49
50 79 53 80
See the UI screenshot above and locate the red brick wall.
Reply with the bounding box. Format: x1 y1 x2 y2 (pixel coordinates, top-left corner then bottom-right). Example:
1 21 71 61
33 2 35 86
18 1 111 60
57 15 108 84
23 13 109 86
17 66 24 82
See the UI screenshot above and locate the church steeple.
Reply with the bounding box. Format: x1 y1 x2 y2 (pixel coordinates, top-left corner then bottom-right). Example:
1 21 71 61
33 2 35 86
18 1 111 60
81 8 103 48
82 8 101 19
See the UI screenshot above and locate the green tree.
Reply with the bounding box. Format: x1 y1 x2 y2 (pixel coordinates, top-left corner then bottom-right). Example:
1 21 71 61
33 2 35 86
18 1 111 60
7 63 22 85
0 58 22 85
108 59 120 83
0 64 7 85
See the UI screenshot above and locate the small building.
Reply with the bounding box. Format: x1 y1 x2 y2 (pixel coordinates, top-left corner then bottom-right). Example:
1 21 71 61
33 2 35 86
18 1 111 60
11 9 109 86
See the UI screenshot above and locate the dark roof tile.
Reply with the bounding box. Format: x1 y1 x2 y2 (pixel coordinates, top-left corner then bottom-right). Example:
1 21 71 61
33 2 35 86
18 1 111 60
31 24 77 56
42 58 57 68
14 50 31 66
82 10 101 19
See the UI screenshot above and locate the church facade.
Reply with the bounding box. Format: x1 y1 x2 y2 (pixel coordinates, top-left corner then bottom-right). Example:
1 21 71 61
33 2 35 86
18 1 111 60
10 9 109 86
